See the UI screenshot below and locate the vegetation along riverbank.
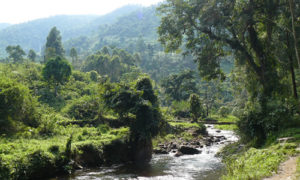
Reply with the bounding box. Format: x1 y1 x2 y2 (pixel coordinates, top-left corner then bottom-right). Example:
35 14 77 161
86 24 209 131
1 0 300 179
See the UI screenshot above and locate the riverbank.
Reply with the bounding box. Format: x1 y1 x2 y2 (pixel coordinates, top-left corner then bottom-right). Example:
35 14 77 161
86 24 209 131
219 127 300 180
0 125 130 179
61 124 239 179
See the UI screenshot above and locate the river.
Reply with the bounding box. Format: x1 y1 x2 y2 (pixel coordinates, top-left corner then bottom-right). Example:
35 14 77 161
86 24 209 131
56 125 238 180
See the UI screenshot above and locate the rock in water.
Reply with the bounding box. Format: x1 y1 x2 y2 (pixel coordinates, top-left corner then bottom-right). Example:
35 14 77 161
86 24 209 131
153 149 168 154
179 146 200 155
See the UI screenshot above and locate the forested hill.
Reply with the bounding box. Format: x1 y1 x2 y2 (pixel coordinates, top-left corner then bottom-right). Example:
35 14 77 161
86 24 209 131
0 5 142 57
0 23 10 31
64 5 160 54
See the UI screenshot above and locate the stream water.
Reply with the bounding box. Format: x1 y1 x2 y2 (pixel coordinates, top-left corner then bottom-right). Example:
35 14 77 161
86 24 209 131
57 125 238 180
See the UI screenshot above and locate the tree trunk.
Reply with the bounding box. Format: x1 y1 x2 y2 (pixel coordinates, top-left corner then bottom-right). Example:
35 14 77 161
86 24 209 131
55 84 58 97
287 31 298 99
289 59 298 99
289 0 300 68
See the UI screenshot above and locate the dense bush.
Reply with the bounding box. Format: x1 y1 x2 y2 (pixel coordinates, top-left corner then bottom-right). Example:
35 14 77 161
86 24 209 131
219 106 230 117
0 77 39 133
237 100 291 146
171 101 190 118
189 94 205 121
62 96 101 121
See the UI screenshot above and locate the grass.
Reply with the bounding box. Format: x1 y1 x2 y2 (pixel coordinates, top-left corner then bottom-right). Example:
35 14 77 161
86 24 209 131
169 122 203 129
0 125 129 179
210 115 239 131
153 121 206 148
277 128 300 143
222 143 299 180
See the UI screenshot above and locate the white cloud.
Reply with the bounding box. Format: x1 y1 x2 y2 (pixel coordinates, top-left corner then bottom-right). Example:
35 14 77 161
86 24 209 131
0 0 163 24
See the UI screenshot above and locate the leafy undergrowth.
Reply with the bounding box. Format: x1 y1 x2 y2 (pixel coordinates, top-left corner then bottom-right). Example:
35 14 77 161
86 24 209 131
277 128 300 143
153 121 206 148
0 125 129 179
222 143 299 180
211 115 238 131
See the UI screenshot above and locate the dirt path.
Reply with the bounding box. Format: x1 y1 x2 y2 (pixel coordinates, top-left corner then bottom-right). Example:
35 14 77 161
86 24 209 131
264 155 299 180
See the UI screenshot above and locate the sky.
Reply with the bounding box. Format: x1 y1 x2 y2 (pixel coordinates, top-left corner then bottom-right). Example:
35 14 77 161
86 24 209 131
0 0 163 24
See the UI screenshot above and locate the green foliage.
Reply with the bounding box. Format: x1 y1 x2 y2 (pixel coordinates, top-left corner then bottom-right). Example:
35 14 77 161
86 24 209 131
102 78 162 140
161 70 198 102
5 45 26 63
219 106 230 117
45 27 65 61
0 77 39 133
171 100 190 118
69 47 77 63
42 56 72 95
62 95 100 121
81 48 138 82
0 125 130 179
222 143 298 180
237 99 292 146
102 83 141 118
213 115 239 131
135 77 157 106
27 49 37 62
189 94 205 121
89 70 99 82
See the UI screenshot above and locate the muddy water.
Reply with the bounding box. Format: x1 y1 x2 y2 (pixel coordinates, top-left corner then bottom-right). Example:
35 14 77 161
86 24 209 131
57 125 238 180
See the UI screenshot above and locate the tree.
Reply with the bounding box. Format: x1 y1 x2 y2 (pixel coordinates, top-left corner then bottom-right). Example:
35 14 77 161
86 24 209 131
157 0 282 108
42 57 72 96
69 47 78 64
157 1 299 143
135 77 157 106
0 77 38 133
28 49 37 62
288 0 300 67
5 45 26 63
45 27 64 61
102 79 161 164
161 70 197 102
189 94 204 122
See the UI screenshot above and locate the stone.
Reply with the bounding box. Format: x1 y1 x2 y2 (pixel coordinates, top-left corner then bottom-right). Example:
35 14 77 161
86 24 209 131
175 151 183 157
153 149 169 154
179 146 200 155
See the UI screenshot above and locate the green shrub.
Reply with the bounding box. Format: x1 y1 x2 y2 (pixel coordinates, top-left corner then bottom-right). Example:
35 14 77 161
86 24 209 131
62 96 100 121
0 77 39 133
219 106 230 117
97 124 110 134
72 71 88 82
189 94 205 121
89 70 99 82
237 99 291 146
171 100 190 118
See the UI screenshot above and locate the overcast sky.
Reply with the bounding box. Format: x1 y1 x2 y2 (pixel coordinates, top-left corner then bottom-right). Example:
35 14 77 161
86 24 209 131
0 0 163 24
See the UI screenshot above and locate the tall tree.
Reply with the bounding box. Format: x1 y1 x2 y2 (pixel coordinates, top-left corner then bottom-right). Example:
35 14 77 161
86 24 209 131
5 45 26 63
157 0 283 108
161 70 197 102
288 0 300 67
28 49 37 62
45 27 64 62
42 56 71 96
69 47 78 64
189 93 204 122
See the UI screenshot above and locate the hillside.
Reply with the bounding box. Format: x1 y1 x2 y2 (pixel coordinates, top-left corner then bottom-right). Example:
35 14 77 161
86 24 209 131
64 5 160 54
0 5 142 57
0 23 10 30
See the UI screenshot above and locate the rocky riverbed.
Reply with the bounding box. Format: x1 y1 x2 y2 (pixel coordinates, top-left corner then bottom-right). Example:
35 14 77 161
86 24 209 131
56 125 238 180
